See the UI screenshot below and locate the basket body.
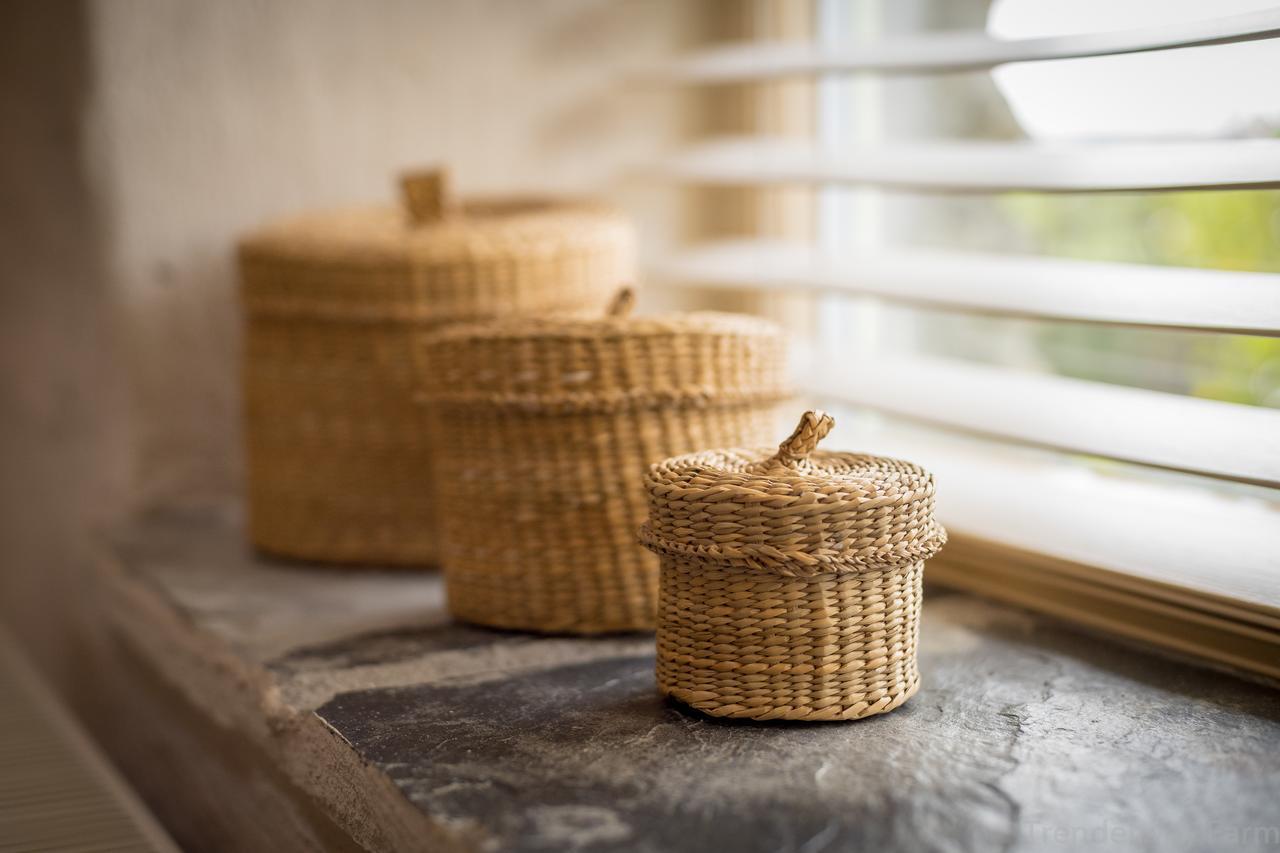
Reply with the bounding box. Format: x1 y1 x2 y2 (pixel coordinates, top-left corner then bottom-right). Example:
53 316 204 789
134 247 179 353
242 314 440 564
655 557 924 721
419 310 790 632
436 404 781 633
240 199 631 566
640 411 945 721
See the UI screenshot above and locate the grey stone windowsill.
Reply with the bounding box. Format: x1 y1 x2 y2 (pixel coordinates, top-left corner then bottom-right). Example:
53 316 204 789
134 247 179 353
96 507 1280 853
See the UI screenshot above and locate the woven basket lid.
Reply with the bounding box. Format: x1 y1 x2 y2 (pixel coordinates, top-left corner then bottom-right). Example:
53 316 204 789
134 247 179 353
639 410 946 575
239 167 632 322
417 288 790 413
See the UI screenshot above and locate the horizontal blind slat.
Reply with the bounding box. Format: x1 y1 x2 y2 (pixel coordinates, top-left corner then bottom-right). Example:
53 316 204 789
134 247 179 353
818 356 1280 487
650 241 1280 335
646 9 1280 82
659 138 1280 193
843 427 1280 614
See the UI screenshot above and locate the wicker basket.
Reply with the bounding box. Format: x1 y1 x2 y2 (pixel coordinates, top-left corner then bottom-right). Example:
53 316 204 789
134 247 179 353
239 168 633 566
639 410 947 721
417 291 790 634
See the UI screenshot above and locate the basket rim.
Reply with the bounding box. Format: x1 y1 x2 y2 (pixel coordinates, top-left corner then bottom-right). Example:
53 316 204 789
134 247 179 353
637 517 947 576
420 310 785 345
238 197 629 267
421 388 793 414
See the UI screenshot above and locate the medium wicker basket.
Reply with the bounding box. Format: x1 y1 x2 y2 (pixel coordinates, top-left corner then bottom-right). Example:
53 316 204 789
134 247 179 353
416 291 790 634
639 410 947 721
239 169 633 566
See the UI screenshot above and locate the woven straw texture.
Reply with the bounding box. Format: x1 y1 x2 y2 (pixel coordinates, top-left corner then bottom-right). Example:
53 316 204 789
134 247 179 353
639 410 946 721
417 295 790 633
240 172 633 565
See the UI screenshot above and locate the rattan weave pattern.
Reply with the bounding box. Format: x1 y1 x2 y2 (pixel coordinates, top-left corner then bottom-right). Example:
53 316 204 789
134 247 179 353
640 411 946 720
240 173 632 565
418 296 790 632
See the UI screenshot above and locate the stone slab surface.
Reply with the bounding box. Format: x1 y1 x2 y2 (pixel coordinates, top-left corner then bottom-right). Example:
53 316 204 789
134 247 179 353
103 508 1280 853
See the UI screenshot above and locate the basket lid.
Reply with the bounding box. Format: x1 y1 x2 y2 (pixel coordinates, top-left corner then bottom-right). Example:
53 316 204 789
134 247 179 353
239 167 632 321
417 288 790 413
638 410 946 575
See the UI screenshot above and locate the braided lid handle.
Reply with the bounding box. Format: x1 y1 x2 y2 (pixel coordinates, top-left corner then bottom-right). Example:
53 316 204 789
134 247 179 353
607 286 636 318
766 410 835 468
400 167 449 225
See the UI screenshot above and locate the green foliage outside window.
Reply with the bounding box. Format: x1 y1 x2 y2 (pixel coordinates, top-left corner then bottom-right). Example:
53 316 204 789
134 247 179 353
1003 190 1280 408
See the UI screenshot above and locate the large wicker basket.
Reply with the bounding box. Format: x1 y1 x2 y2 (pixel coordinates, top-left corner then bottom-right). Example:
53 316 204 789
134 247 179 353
639 410 947 721
239 169 633 566
416 291 790 634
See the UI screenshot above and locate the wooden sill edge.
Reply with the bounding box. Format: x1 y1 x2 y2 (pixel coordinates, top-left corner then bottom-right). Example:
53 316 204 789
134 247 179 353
931 533 1280 684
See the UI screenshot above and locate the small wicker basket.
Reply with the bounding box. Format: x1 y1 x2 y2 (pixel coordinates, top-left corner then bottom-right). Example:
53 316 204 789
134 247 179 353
417 291 790 634
239 168 633 566
639 410 946 721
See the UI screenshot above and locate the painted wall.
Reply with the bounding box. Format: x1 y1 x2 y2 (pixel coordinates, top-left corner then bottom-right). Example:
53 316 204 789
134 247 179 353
88 0 690 505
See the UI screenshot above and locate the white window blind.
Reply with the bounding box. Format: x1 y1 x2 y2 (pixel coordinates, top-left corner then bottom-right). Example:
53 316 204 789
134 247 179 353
645 8 1280 80
645 2 1280 678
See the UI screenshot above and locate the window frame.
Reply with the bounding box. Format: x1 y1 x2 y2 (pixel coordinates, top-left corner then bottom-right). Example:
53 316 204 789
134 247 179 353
659 0 1280 683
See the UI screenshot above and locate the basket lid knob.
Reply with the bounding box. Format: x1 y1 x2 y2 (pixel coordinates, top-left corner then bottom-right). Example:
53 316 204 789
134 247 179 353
765 410 835 468
607 286 636 318
400 167 449 225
